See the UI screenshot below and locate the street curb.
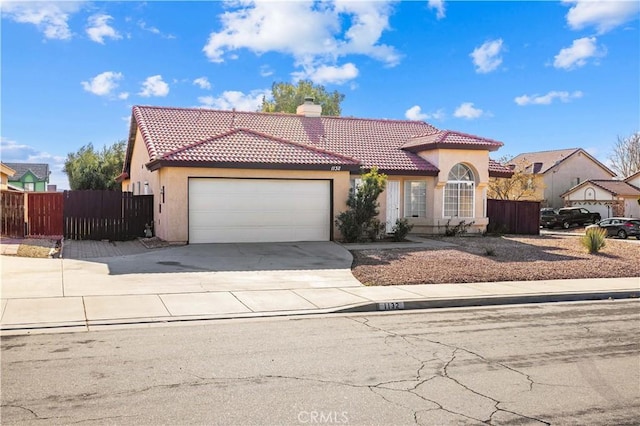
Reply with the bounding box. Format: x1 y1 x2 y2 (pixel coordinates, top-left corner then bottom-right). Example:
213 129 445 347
1 290 637 335
335 290 639 313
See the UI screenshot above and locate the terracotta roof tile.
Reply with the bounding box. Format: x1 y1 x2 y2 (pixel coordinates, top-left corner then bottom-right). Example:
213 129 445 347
489 159 514 178
403 130 503 152
130 105 505 175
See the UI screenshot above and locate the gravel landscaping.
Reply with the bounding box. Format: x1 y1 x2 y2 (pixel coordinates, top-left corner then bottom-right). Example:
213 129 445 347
351 234 640 286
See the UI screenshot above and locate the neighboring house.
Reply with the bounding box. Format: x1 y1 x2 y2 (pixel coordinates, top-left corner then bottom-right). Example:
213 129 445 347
508 148 616 209
562 171 640 219
3 162 50 192
117 102 513 244
0 162 17 191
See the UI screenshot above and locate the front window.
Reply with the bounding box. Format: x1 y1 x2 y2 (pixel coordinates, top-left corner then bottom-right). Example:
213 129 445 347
404 181 426 217
24 182 35 192
444 163 475 217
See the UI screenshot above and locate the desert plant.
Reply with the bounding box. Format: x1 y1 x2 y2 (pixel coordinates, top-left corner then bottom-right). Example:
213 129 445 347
391 218 414 242
580 227 607 254
335 167 387 242
484 246 496 256
444 219 475 236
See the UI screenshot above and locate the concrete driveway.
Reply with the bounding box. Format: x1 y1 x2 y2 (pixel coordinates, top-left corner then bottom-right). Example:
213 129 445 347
1 241 363 299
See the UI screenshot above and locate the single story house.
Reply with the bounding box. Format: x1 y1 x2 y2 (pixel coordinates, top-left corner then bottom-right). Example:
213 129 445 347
508 148 616 209
562 171 640 218
3 162 51 192
117 101 512 244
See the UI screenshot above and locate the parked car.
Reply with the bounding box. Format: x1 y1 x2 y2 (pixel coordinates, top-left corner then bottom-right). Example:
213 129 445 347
540 207 601 229
540 208 557 223
587 218 640 239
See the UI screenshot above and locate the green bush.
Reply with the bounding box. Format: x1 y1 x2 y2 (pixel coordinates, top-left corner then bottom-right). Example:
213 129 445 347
391 218 414 242
580 227 607 254
335 167 387 242
444 219 475 236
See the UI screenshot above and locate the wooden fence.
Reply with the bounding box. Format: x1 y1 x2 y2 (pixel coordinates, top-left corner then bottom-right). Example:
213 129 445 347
64 191 153 240
28 192 64 237
1 190 153 241
487 199 540 235
1 191 25 237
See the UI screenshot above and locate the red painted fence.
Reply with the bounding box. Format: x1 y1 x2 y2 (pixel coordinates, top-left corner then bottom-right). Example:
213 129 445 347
28 192 64 237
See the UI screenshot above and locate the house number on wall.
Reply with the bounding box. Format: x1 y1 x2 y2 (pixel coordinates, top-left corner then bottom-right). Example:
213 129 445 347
330 165 342 171
378 301 405 311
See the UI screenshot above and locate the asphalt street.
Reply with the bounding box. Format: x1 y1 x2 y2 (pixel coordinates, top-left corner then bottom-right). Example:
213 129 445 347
1 300 639 425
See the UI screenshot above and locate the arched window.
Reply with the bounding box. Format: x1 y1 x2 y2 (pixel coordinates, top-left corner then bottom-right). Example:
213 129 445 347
444 163 475 217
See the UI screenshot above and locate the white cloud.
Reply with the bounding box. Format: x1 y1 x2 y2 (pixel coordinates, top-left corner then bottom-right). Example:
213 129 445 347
138 20 176 39
260 65 274 77
81 71 123 97
197 89 270 111
405 105 445 121
470 39 504 73
86 14 121 44
202 1 400 83
454 102 484 119
139 75 169 97
514 90 583 106
118 92 130 100
0 137 68 189
193 77 212 90
428 0 446 19
553 37 603 70
563 0 640 34
292 63 359 85
1 1 84 40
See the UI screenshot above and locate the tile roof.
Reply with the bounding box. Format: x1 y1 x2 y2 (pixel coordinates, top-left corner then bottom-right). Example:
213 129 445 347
129 105 507 176
587 180 640 197
402 130 503 152
3 162 50 180
508 148 615 177
155 128 360 168
489 159 514 178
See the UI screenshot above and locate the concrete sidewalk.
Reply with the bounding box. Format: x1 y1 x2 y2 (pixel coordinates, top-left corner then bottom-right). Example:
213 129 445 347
1 239 638 334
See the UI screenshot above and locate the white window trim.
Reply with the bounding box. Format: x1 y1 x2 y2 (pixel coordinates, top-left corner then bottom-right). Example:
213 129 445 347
443 164 476 218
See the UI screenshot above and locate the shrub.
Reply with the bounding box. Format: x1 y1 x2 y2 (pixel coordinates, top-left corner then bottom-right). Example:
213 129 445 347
335 167 387 242
391 218 414 242
484 246 496 256
581 227 607 254
444 219 475 236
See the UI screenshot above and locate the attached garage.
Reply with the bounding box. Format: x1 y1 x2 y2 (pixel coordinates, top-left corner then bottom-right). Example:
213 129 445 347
188 178 331 243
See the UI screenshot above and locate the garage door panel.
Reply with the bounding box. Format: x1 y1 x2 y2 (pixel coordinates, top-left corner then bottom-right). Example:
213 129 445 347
189 178 331 243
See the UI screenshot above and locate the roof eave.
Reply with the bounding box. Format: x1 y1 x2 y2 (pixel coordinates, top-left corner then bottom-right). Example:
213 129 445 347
403 142 503 153
146 159 362 173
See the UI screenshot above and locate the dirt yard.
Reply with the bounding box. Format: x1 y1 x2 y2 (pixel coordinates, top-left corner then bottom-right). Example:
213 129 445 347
351 234 640 286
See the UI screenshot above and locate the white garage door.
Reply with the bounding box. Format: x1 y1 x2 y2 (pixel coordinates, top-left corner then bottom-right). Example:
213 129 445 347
189 178 331 243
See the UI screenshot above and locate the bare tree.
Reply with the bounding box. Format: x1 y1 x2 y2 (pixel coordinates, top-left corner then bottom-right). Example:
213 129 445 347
488 156 543 201
609 132 640 178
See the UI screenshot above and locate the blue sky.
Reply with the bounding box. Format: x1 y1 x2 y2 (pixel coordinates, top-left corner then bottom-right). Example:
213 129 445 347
2 0 639 189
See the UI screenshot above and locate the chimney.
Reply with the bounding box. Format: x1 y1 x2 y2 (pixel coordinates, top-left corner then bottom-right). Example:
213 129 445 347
296 97 322 117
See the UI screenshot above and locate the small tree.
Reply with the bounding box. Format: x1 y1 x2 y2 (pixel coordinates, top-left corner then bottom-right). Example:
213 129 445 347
488 156 542 200
63 141 126 190
336 167 387 242
261 80 345 116
608 132 640 178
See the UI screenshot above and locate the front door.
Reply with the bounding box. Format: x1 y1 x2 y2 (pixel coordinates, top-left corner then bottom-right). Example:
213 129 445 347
386 181 400 233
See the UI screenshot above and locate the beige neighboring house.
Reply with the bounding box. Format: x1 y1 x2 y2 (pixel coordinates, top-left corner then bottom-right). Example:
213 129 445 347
117 102 513 244
508 148 616 209
562 171 640 219
0 162 17 191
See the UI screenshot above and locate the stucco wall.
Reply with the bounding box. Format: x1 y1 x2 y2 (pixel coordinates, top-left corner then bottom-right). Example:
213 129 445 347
542 152 614 208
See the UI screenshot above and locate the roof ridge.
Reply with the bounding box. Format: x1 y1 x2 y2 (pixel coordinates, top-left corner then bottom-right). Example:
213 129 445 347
132 104 439 127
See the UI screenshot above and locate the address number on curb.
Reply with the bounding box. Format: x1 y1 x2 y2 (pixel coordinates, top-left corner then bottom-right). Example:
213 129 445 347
378 302 405 311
